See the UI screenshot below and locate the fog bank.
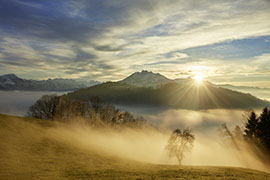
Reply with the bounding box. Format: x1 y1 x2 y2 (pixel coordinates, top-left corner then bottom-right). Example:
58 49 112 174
47 120 269 172
0 91 68 116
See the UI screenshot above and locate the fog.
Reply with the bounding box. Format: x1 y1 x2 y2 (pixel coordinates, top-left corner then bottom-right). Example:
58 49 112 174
144 109 244 130
118 106 247 132
0 91 68 116
0 91 269 172
46 118 269 172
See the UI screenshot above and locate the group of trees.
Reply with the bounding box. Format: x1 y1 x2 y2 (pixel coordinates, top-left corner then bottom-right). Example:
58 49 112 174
244 107 270 153
27 94 147 128
29 95 194 166
219 107 270 162
166 107 269 167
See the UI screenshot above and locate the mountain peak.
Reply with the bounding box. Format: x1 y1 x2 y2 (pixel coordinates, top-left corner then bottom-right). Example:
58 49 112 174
1 74 19 79
138 70 155 74
0 74 22 86
128 70 169 78
120 70 171 88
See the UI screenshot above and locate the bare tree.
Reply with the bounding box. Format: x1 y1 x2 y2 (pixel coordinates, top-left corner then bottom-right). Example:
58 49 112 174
27 94 59 120
218 123 240 150
166 128 195 166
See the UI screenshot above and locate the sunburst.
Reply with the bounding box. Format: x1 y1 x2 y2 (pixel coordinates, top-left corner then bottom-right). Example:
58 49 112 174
193 74 204 85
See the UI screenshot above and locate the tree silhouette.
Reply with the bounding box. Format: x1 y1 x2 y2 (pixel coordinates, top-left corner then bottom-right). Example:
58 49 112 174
90 96 103 113
28 95 148 128
27 94 59 120
166 128 195 166
244 107 270 153
218 123 240 150
244 110 259 139
257 107 270 152
233 125 243 140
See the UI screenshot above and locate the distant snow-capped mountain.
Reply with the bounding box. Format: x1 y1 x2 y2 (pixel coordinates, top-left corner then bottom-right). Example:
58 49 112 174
0 74 100 91
120 70 172 88
0 74 22 86
120 70 199 88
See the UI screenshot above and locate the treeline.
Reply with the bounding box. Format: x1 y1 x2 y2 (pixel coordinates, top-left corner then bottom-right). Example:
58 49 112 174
27 94 147 128
219 107 270 163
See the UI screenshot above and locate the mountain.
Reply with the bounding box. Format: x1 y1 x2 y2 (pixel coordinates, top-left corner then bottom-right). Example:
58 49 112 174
120 70 207 88
217 84 270 101
120 71 270 99
68 80 270 110
120 70 172 88
68 71 270 109
0 74 100 91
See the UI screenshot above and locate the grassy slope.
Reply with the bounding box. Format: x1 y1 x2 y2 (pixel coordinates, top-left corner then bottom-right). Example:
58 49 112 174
0 114 269 180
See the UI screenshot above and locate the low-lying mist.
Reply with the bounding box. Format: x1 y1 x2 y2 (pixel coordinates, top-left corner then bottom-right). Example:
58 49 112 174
45 108 269 172
0 91 68 116
1 100 269 172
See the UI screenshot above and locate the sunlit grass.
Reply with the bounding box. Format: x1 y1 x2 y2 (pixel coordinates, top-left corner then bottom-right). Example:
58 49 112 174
0 114 269 180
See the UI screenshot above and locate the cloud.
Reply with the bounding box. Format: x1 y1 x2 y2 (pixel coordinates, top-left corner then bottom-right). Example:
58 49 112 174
0 1 99 43
0 0 269 85
93 44 126 52
176 36 270 60
170 52 189 59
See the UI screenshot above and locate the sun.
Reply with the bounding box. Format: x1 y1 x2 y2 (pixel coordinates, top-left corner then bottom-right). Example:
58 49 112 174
193 74 204 84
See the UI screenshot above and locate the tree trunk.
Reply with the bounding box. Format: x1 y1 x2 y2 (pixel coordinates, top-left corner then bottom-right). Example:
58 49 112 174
176 155 182 167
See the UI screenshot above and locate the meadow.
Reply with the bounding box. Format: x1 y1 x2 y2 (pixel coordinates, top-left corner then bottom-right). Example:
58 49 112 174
0 114 269 180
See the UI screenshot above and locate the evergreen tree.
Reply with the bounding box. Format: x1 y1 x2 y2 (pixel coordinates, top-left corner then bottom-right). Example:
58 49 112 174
257 107 270 152
244 107 270 153
244 111 259 139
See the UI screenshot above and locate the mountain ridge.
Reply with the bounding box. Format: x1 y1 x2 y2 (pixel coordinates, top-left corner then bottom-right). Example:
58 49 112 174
118 71 270 101
57 70 270 110
217 84 270 101
0 74 100 91
68 81 270 110
2 71 269 106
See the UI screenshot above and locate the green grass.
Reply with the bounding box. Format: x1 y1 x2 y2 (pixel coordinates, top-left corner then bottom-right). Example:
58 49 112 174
0 114 269 180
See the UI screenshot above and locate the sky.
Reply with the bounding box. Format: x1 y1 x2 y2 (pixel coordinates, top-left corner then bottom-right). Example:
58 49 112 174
0 0 269 87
